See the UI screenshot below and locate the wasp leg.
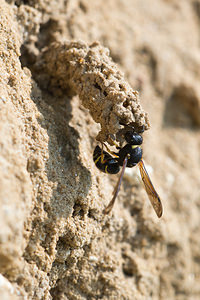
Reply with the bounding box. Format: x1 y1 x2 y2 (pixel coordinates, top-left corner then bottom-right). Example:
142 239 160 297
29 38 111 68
99 143 113 164
102 143 119 158
110 139 120 147
103 156 128 214
99 143 104 164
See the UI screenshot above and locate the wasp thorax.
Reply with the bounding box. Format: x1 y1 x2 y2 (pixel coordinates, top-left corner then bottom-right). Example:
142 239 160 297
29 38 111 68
118 144 142 167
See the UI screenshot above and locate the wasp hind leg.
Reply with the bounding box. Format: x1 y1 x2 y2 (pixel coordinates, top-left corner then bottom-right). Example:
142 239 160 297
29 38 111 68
103 156 128 214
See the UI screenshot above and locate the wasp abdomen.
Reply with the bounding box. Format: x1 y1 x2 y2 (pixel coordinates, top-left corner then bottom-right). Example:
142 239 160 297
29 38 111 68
93 146 120 174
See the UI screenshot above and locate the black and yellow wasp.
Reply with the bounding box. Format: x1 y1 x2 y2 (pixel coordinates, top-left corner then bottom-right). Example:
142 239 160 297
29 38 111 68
93 128 163 218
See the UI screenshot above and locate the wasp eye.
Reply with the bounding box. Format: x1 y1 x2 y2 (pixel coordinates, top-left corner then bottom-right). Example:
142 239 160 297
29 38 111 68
124 132 143 145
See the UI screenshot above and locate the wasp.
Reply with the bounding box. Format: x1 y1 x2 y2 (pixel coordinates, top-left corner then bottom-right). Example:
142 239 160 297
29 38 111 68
93 128 163 218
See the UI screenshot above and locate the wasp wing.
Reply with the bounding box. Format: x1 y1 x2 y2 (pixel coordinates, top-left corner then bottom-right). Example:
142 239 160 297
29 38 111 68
138 160 163 218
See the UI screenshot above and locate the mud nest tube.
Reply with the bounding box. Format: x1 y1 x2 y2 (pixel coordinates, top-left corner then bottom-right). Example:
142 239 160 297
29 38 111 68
37 40 150 144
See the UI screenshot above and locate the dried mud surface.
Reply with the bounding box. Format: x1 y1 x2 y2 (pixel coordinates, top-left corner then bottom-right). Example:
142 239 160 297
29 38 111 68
0 0 200 299
35 40 149 144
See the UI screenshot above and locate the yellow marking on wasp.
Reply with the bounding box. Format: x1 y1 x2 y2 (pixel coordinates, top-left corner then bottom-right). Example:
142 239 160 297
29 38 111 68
94 155 101 165
95 154 106 165
131 145 140 149
105 165 109 173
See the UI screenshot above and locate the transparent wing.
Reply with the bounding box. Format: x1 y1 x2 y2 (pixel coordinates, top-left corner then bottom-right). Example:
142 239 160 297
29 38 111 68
138 160 163 218
103 157 128 214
